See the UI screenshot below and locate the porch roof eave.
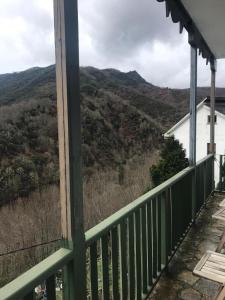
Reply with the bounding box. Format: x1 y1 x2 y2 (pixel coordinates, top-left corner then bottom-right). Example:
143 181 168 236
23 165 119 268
157 0 225 62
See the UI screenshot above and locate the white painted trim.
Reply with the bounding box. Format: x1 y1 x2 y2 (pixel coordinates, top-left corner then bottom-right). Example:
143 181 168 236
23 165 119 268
203 105 225 121
164 98 207 137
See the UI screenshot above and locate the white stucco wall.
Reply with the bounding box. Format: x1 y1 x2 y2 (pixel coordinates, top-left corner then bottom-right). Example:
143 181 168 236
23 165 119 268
166 104 225 186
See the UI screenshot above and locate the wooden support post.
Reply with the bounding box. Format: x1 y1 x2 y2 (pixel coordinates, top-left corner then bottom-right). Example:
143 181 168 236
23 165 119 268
210 59 216 191
188 36 197 220
53 0 86 299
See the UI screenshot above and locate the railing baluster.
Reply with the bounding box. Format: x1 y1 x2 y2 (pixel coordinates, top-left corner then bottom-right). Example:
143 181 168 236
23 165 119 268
157 196 162 273
183 176 188 229
90 242 98 300
168 188 172 257
187 174 192 226
128 214 135 299
171 183 179 248
161 192 167 267
203 161 206 202
46 275 56 300
111 227 120 299
177 181 183 239
63 261 75 300
119 220 128 299
152 198 157 278
23 291 35 300
101 235 110 300
1 156 214 300
181 178 186 233
141 205 148 295
147 201 153 287
135 209 142 300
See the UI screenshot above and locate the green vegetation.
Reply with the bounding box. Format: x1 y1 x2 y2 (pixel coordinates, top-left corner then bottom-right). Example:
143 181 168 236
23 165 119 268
0 66 165 205
0 65 219 205
0 99 59 204
150 136 189 186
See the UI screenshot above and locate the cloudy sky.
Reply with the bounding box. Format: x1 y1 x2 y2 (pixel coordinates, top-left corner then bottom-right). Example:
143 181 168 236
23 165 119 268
0 0 225 88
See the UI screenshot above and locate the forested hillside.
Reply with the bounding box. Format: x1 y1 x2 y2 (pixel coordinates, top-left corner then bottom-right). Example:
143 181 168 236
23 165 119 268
0 65 224 205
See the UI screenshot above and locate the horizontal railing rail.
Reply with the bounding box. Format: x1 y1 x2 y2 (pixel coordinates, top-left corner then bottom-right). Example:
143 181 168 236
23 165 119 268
85 166 194 246
85 154 214 299
196 153 213 166
0 248 73 300
0 154 214 300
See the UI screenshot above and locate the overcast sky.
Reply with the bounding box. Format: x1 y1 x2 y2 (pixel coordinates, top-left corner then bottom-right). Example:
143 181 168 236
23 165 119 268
0 0 225 88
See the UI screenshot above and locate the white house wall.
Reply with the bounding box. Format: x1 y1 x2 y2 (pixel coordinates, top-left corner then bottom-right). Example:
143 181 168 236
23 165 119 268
168 105 225 186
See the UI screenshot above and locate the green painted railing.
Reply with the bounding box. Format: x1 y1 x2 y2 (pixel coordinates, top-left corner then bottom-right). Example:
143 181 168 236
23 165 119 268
0 154 214 300
85 154 214 299
0 248 73 300
218 154 225 192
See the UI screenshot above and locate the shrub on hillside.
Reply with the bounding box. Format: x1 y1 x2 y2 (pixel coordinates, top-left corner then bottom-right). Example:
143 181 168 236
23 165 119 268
150 136 189 187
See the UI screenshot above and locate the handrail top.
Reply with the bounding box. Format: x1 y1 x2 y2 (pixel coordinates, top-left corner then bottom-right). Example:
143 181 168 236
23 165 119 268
196 154 214 166
85 154 213 245
0 248 73 300
0 155 213 298
86 167 192 245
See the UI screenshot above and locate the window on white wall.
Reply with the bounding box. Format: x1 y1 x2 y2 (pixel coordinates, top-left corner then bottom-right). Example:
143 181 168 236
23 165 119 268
207 143 216 154
207 115 217 124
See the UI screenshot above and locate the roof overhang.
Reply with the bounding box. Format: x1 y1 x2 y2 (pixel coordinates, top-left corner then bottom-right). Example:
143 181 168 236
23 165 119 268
157 0 225 62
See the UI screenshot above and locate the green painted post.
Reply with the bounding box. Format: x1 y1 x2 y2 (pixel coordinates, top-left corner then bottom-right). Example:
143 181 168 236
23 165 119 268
188 37 197 221
128 214 135 299
111 227 120 299
141 205 148 295
152 198 157 278
135 209 142 299
161 192 167 267
90 242 98 300
203 161 206 203
220 155 223 192
46 275 56 300
23 291 35 300
53 0 86 299
147 202 153 287
119 220 128 299
157 196 162 273
101 235 110 300
210 59 216 192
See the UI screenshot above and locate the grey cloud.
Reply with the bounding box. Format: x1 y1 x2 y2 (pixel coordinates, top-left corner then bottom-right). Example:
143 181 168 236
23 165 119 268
0 0 54 73
0 0 225 88
79 0 180 59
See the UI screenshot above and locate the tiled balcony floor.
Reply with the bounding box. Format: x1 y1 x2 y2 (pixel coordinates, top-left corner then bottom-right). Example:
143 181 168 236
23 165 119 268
149 193 225 300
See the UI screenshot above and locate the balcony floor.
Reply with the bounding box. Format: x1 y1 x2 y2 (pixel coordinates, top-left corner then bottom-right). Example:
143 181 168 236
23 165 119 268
149 193 225 300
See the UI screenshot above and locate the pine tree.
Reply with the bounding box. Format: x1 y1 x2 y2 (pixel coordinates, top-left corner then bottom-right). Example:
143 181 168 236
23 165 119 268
150 136 189 187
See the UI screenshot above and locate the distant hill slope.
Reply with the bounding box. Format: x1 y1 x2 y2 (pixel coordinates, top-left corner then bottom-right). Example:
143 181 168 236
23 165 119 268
1 65 224 128
0 65 224 204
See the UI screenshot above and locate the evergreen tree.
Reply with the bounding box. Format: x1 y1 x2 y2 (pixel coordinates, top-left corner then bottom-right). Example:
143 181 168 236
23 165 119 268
150 136 189 187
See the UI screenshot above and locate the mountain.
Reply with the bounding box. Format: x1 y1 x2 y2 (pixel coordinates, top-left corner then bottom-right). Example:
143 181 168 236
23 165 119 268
0 65 224 205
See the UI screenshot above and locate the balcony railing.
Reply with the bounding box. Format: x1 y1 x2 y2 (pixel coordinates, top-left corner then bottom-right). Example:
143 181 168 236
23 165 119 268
0 154 214 300
218 154 225 192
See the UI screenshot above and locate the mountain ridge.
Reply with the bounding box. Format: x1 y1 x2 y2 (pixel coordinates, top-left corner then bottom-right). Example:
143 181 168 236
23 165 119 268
0 65 224 204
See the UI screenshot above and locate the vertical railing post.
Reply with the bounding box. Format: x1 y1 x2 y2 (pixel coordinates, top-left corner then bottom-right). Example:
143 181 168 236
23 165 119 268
188 34 197 220
203 161 206 203
219 155 223 192
53 0 86 299
210 59 216 192
161 191 169 267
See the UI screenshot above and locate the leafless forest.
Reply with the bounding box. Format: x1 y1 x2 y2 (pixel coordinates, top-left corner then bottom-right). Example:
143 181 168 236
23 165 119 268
0 151 158 286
